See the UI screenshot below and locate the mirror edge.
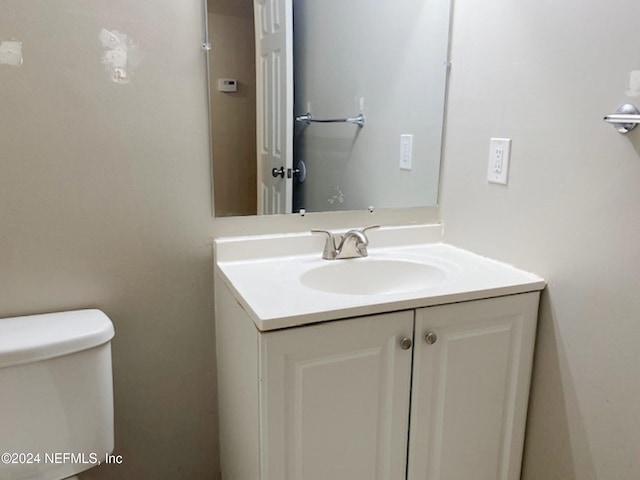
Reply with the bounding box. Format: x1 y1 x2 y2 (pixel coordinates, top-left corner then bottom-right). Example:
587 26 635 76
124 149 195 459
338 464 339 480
209 205 441 238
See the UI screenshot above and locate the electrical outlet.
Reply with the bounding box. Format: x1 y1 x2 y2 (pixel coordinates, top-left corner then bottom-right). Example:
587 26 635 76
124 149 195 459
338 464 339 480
487 138 511 184
400 134 413 170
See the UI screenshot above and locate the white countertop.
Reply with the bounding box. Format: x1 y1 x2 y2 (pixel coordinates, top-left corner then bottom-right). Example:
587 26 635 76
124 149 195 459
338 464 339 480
214 225 545 331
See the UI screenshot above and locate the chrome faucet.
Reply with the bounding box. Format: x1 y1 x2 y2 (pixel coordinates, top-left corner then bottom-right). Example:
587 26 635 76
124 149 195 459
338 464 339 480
311 225 380 260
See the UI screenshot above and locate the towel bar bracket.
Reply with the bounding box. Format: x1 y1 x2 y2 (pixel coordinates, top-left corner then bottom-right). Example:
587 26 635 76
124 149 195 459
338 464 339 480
603 103 640 133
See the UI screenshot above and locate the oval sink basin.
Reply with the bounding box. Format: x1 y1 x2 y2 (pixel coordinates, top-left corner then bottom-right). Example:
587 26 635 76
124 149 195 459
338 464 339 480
300 259 447 295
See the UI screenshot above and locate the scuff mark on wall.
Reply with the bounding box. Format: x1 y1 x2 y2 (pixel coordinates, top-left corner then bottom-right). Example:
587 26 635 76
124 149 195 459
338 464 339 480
0 41 23 66
327 186 346 205
99 29 140 84
626 70 640 97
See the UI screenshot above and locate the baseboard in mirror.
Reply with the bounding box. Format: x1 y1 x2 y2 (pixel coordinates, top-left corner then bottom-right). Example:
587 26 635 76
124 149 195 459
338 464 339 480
209 206 440 239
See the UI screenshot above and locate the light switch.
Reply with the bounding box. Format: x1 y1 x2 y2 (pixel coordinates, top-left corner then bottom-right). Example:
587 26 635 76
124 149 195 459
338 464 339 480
487 138 511 184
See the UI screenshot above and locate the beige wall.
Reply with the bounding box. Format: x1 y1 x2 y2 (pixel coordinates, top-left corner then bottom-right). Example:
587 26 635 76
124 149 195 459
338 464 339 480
209 0 257 217
0 1 218 478
440 1 640 479
5 0 638 479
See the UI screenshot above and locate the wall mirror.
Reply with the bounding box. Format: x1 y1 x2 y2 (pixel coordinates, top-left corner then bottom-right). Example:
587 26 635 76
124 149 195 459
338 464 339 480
207 0 451 217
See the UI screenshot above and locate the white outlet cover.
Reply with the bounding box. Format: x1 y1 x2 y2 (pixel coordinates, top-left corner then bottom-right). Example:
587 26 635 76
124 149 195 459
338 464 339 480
487 138 511 185
400 134 413 171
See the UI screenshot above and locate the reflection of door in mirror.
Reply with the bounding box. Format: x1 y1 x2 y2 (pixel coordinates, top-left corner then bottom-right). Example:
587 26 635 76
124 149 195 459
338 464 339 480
208 0 257 217
208 0 292 217
254 0 293 215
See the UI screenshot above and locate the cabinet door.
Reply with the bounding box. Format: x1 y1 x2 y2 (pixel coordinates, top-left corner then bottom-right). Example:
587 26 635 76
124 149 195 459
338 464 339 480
260 311 414 480
408 293 539 480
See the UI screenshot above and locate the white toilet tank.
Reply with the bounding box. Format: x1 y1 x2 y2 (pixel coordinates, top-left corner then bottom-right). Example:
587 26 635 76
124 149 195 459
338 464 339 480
0 309 115 480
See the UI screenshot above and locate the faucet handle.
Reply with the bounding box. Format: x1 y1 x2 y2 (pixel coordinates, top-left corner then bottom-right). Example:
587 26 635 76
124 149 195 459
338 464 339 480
311 229 337 259
360 225 381 241
348 225 380 258
311 228 334 239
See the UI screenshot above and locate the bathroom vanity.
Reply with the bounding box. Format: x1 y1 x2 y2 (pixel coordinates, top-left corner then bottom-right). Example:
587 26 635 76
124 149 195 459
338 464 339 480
214 225 545 480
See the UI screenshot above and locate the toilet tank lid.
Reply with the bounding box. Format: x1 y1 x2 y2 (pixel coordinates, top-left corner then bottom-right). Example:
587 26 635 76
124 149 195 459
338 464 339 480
0 309 115 369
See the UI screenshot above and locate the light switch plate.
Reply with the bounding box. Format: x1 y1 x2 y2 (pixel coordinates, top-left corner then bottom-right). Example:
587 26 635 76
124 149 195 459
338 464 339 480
487 138 511 185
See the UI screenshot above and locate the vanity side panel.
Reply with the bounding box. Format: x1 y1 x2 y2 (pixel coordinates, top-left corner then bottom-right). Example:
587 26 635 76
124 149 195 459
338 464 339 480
502 292 540 479
215 274 261 480
408 292 540 480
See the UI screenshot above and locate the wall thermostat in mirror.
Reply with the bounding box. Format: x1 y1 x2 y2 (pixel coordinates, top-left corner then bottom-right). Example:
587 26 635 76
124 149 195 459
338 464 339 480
217 79 237 92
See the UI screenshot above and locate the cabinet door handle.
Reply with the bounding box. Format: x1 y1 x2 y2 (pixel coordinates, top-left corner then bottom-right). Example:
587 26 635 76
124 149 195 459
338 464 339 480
400 337 413 350
425 332 438 345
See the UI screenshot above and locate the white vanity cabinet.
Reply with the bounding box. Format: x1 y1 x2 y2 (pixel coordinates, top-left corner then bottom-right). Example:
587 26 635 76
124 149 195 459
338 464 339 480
215 280 540 480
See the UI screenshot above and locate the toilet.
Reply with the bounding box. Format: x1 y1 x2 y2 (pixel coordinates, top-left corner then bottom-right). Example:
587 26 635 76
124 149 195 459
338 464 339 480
0 309 115 480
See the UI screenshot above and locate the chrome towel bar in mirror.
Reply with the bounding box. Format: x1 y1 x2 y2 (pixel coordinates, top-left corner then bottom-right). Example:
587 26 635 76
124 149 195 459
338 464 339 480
295 112 365 128
604 103 640 133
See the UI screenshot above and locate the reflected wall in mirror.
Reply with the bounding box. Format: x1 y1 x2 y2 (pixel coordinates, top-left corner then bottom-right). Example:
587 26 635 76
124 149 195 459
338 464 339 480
207 0 451 217
208 0 258 217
